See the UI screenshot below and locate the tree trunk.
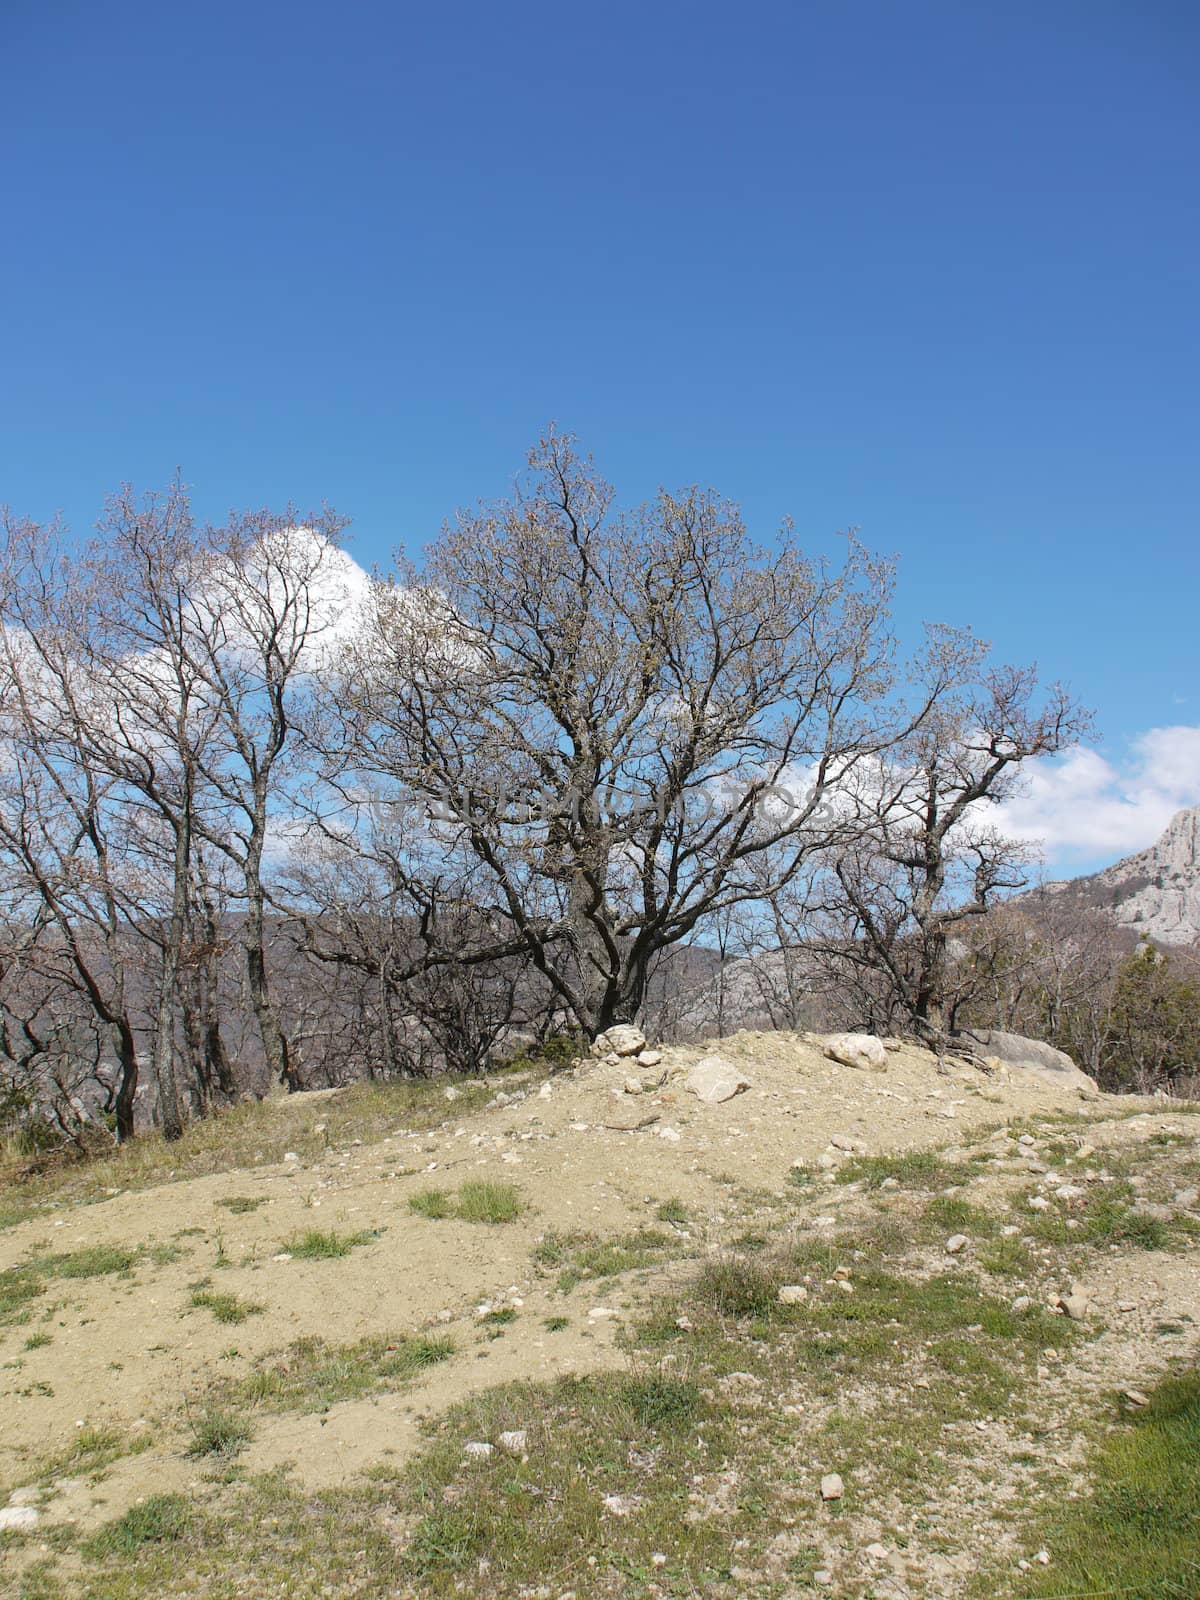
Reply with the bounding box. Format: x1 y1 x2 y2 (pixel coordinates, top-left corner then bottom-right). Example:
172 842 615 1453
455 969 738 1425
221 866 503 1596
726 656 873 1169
110 1018 141 1144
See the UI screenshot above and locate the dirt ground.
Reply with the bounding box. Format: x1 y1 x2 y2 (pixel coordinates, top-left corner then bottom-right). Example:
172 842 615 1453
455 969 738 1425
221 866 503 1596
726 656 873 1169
0 1029 1194 1559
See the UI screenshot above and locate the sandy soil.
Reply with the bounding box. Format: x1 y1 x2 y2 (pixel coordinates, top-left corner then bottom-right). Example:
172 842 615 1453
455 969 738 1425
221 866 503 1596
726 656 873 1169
0 1030 1163 1534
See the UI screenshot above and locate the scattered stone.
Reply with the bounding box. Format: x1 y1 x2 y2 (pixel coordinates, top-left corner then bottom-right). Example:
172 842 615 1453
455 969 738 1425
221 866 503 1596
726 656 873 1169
814 1572 833 1587
7 1488 46 1507
1018 1134 1036 1147
685 1055 750 1104
832 1266 852 1281
829 1133 857 1152
637 1050 663 1067
587 1306 619 1320
656 1126 681 1142
945 1234 968 1254
778 1285 809 1305
1124 1389 1151 1407
1035 1550 1050 1565
0 1506 39 1531
1001 1224 1020 1237
1027 1196 1050 1212
623 1078 643 1096
1060 1292 1089 1321
271 1252 293 1262
820 1472 845 1501
1054 1184 1086 1201
865 1542 888 1560
463 1441 493 1461
602 1493 640 1516
1117 1300 1138 1313
1174 1187 1199 1208
1074 1142 1096 1161
817 1153 837 1170
283 1151 300 1162
594 1025 646 1058
537 1081 553 1099
498 1430 528 1453
824 1033 887 1071
1011 1295 1033 1313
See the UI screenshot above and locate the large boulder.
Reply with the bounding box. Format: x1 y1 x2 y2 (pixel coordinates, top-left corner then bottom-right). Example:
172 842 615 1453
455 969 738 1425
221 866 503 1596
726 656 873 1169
964 1029 1099 1095
685 1055 751 1104
823 1032 888 1071
593 1025 647 1058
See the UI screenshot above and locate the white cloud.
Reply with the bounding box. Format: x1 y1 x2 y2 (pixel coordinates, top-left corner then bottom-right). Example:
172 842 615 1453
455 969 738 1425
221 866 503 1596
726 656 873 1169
993 725 1200 869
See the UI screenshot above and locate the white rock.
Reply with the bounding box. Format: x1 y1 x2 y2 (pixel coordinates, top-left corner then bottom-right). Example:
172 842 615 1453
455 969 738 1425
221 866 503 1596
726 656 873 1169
685 1055 750 1104
1027 1195 1051 1212
602 1493 640 1516
829 1134 857 1152
594 1025 646 1057
656 1126 681 1141
463 1441 494 1460
819 1472 845 1501
1055 1184 1086 1201
623 1078 643 1096
1174 1187 1199 1208
283 1151 300 1162
945 1234 968 1254
637 1050 663 1067
778 1285 809 1305
1011 1295 1033 1313
537 1081 553 1099
0 1506 39 1531
865 1542 888 1559
498 1430 528 1453
7 1488 46 1507
1060 1293 1090 1320
824 1033 888 1071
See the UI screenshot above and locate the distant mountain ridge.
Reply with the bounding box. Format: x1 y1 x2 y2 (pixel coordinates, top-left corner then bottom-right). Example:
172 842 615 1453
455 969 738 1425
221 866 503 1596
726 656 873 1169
1054 805 1200 947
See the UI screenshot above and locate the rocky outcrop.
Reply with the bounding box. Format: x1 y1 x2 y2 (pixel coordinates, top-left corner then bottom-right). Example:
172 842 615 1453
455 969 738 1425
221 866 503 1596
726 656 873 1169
963 1028 1099 1095
1073 805 1200 947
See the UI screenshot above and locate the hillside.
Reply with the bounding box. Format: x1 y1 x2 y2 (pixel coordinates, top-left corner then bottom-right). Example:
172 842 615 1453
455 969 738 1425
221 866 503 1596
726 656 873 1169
1 1032 1198 1599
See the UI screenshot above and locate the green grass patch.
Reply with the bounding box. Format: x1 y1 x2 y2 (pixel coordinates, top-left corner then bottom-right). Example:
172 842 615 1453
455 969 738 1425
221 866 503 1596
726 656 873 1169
837 1149 970 1190
186 1406 252 1459
402 1370 725 1594
229 1332 455 1415
216 1195 266 1214
1013 1365 1200 1598
82 1494 193 1560
408 1187 454 1219
189 1287 264 1325
455 1180 525 1224
282 1227 377 1259
534 1227 678 1294
409 1181 526 1224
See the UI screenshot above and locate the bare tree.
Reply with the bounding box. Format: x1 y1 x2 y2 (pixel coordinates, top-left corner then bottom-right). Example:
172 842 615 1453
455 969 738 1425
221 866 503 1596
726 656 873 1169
810 630 1091 1043
0 515 146 1140
331 431 909 1038
184 509 351 1090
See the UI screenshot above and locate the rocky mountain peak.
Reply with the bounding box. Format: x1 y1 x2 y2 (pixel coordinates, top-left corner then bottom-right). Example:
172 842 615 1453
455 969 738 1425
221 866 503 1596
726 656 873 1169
1089 805 1200 946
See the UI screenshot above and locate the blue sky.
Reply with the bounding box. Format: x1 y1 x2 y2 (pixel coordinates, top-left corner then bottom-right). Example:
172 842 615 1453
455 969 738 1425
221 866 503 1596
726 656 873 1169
2 1 1197 870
